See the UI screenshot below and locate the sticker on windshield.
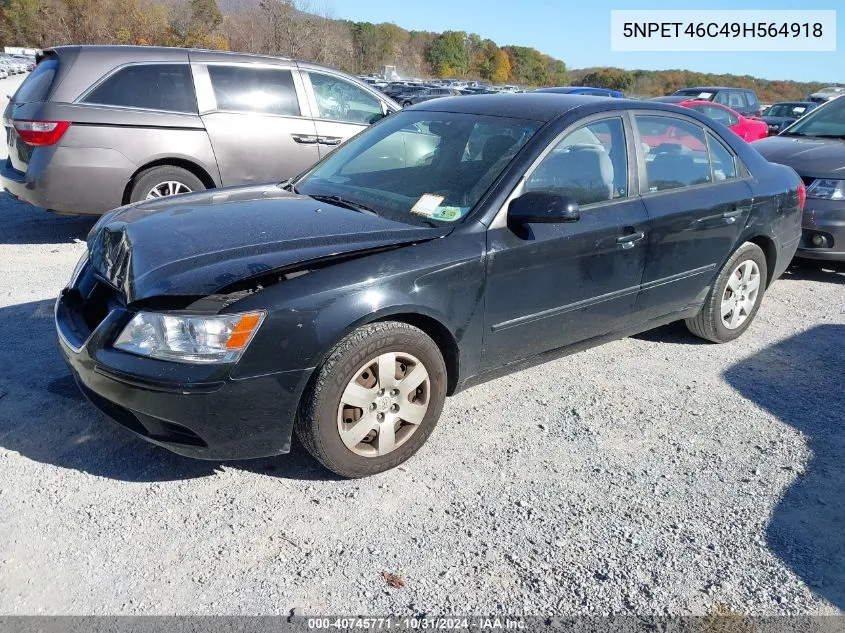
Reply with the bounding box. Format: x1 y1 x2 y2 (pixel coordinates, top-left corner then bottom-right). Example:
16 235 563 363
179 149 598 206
431 206 465 222
697 92 713 99
410 193 445 217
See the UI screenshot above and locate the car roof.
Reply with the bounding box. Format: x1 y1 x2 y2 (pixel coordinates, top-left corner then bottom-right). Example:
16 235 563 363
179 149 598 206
412 93 707 123
47 44 294 65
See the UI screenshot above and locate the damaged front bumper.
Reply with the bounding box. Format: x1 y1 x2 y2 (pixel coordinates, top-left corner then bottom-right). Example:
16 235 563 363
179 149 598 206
54 267 312 461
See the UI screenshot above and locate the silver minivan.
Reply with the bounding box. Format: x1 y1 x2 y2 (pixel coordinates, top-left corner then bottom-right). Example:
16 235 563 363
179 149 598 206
2 46 399 214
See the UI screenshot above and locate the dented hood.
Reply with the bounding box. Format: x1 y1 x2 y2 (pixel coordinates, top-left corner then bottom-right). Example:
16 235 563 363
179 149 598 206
88 184 449 303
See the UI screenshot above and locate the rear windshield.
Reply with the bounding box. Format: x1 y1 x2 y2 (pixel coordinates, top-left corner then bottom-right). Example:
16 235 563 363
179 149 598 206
13 56 59 103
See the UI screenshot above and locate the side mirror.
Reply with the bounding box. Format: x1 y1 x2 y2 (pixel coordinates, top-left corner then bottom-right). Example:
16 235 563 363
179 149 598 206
508 190 581 224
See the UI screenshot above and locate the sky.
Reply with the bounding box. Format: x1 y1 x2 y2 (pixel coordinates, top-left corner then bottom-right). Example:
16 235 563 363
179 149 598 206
330 0 842 82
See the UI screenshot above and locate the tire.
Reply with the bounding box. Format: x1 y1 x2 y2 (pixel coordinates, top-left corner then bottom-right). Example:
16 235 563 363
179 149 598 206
295 321 447 478
685 242 768 343
402 101 413 107
128 165 205 203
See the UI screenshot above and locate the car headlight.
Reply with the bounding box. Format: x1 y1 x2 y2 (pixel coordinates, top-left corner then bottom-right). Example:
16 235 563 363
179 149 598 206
114 311 265 364
806 178 845 201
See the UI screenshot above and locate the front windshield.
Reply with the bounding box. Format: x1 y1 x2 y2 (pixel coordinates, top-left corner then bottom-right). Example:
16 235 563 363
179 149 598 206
783 97 845 137
766 104 809 118
294 111 539 225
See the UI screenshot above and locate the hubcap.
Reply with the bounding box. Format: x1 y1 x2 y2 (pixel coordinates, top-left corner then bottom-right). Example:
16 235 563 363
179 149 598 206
337 352 430 457
721 260 761 330
145 181 192 199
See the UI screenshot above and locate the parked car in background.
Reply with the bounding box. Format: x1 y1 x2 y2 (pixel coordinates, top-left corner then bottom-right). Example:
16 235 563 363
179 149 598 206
754 96 845 262
807 86 845 104
677 100 768 142
535 86 624 98
397 86 461 107
1 45 398 215
0 67 7 80
761 101 817 135
57 94 802 477
671 86 762 117
381 81 426 99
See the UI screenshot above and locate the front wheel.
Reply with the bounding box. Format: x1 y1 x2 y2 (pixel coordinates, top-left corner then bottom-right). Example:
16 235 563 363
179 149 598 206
685 242 768 343
295 322 447 478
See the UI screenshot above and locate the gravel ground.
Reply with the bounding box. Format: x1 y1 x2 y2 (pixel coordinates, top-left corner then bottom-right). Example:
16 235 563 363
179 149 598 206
0 73 844 617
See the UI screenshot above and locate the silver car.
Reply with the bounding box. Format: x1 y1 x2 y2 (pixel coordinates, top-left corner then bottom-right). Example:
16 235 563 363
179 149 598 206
2 46 399 215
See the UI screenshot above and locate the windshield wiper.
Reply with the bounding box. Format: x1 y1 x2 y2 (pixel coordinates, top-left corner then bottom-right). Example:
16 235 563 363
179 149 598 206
308 194 378 216
278 178 296 192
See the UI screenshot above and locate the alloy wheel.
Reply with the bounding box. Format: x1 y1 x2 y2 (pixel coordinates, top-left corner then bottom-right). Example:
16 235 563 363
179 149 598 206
145 181 193 199
721 260 761 330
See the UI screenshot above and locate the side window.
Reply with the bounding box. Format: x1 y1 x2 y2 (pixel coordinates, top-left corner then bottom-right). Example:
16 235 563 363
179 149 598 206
308 73 383 125
726 110 739 126
707 133 737 181
83 64 196 113
636 115 712 193
207 65 300 116
728 91 747 110
713 92 730 106
746 91 760 107
525 117 628 205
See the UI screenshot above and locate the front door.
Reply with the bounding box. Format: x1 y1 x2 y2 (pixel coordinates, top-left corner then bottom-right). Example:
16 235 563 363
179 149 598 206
632 113 752 320
196 63 320 186
482 115 649 370
302 71 389 157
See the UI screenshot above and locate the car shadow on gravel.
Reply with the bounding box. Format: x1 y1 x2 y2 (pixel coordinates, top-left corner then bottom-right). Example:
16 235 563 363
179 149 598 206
782 260 845 285
0 197 97 245
631 320 709 345
0 299 337 483
723 324 845 610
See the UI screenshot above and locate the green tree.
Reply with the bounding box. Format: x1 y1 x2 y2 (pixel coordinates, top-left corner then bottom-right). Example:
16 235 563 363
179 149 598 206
581 67 633 91
426 30 468 77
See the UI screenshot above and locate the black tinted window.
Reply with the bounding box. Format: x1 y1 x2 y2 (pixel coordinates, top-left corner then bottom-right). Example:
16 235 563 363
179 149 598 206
636 115 711 193
208 65 300 116
14 56 59 103
84 64 196 113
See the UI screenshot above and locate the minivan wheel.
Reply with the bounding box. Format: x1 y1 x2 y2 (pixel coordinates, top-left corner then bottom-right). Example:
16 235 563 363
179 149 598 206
128 165 205 203
685 242 768 343
295 321 447 478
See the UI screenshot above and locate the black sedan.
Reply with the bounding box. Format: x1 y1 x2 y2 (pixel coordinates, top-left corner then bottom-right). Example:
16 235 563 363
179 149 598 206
57 94 803 477
397 87 462 107
754 95 845 262
761 101 817 136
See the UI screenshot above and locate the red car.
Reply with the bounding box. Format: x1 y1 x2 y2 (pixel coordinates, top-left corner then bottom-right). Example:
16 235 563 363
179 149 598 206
677 100 768 142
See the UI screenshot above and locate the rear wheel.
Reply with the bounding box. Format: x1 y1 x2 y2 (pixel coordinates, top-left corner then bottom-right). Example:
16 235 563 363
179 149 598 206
295 322 447 478
685 242 768 343
128 165 205 203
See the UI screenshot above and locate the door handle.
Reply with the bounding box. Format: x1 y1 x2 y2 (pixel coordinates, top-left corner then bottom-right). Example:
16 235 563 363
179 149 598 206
318 136 343 146
616 231 645 249
722 207 744 224
291 134 319 144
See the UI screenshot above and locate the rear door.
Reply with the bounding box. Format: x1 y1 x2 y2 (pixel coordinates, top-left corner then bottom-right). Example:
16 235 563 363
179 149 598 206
194 62 319 186
301 70 390 157
632 112 753 321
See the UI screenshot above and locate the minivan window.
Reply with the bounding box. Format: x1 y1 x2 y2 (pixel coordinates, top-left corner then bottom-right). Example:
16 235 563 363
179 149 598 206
308 73 384 125
13 56 59 103
83 64 196 113
636 115 711 193
207 65 301 116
